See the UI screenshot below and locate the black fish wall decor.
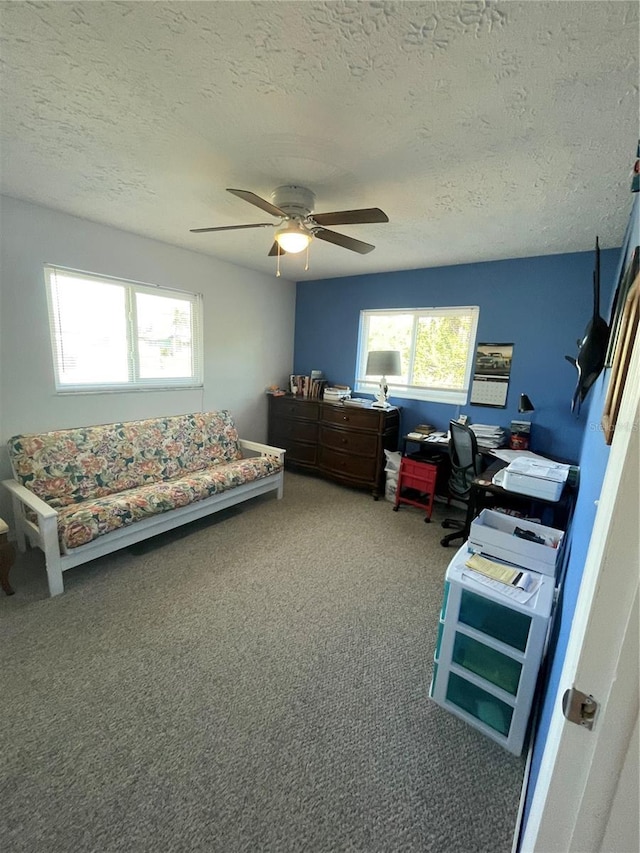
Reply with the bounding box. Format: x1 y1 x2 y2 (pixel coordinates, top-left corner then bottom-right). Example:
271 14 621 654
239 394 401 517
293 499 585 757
565 237 609 414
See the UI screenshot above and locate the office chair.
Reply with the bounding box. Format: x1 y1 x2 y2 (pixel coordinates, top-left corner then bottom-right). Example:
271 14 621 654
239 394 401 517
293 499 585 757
440 420 486 547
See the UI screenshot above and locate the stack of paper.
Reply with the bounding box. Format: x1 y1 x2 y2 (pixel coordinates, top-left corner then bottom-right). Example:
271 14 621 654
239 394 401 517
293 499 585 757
323 386 351 402
470 423 507 449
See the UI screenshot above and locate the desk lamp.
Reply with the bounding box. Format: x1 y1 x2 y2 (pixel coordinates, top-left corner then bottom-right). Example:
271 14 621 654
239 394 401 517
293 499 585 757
511 393 535 450
366 350 401 409
518 394 535 414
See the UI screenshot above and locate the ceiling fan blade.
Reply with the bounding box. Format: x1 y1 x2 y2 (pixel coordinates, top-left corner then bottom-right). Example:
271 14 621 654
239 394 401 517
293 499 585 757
312 207 389 227
190 223 273 233
268 241 287 257
227 188 287 219
314 228 375 255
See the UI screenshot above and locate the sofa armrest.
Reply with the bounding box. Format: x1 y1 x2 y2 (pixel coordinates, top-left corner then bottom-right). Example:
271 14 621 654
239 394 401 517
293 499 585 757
238 439 286 464
2 479 59 519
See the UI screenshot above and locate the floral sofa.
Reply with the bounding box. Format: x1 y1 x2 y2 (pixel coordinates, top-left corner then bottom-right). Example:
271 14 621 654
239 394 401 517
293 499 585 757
3 411 285 596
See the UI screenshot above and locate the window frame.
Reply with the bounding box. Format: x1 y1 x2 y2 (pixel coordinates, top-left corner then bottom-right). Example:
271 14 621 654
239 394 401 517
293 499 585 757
44 264 204 394
354 306 480 405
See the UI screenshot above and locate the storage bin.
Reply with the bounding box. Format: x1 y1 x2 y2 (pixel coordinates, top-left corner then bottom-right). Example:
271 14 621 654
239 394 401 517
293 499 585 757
469 508 564 576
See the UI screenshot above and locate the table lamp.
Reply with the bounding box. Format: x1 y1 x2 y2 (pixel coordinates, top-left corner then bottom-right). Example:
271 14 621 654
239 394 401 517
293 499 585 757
366 350 401 409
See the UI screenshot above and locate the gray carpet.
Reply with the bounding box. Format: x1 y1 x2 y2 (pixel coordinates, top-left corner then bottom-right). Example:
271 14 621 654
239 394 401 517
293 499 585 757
1 472 525 853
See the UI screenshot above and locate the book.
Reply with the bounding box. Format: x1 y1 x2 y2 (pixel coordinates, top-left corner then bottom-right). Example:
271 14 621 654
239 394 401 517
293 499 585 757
289 374 311 397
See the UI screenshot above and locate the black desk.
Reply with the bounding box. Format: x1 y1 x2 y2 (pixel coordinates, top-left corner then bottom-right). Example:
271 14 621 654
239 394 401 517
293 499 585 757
400 434 450 456
462 459 577 541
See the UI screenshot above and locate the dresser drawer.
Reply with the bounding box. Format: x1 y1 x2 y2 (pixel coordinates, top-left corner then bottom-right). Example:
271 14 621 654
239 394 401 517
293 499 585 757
273 420 319 444
270 397 320 421
319 425 378 456
319 446 377 482
278 439 318 466
321 405 380 431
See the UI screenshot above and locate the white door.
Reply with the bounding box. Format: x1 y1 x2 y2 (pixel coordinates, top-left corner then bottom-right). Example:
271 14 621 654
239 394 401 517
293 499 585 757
520 325 640 852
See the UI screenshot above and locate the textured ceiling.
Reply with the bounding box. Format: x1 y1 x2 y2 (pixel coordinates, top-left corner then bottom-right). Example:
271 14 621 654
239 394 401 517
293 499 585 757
1 1 638 281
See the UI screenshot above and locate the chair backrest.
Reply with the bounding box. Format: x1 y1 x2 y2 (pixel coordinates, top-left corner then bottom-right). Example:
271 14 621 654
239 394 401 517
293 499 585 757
447 420 484 501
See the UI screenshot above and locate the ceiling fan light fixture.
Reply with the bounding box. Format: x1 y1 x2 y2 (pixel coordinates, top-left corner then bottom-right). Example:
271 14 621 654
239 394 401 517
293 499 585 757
274 220 311 254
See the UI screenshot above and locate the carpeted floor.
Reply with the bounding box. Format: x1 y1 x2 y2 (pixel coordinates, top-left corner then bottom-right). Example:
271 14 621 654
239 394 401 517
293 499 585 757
1 471 525 852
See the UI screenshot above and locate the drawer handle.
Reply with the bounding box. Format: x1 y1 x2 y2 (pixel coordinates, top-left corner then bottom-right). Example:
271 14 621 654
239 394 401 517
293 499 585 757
341 438 347 445
342 415 349 421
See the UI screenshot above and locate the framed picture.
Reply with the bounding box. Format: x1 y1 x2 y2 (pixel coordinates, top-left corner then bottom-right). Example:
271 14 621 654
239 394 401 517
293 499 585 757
602 273 639 445
606 245 639 366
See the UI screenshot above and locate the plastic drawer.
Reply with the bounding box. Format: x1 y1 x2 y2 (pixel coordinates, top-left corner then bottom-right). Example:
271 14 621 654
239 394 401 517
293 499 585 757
446 672 514 737
452 632 522 695
459 589 531 652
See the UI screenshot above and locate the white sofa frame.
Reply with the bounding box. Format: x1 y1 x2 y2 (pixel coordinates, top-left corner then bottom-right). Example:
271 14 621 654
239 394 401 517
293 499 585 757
3 439 285 597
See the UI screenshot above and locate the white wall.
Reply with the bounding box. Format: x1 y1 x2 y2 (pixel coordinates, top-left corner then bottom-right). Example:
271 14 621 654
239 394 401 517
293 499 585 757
0 195 296 520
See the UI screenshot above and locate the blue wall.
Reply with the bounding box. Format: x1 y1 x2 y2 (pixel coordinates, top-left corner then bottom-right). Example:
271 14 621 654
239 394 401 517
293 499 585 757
294 250 618 463
522 194 639 828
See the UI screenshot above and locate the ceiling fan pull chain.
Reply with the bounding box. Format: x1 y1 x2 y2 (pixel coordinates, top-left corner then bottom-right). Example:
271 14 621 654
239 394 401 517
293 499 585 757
304 244 310 272
276 243 281 277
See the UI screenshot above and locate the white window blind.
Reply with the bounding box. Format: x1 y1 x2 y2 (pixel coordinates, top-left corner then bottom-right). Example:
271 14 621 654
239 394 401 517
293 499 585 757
355 306 479 405
44 265 203 392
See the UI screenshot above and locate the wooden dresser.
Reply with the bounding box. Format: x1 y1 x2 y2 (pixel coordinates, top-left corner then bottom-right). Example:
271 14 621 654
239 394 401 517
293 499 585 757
268 395 400 498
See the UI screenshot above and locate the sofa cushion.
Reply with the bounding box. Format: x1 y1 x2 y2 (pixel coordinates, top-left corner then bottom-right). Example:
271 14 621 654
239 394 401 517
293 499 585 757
56 456 282 551
8 411 242 508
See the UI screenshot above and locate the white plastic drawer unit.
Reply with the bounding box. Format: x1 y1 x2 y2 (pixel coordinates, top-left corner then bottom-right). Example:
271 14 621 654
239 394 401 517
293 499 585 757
430 544 555 756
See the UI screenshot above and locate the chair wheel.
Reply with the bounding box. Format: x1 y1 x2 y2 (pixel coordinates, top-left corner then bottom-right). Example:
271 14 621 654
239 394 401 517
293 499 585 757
442 520 451 529
440 538 450 546
392 505 399 512
424 517 431 523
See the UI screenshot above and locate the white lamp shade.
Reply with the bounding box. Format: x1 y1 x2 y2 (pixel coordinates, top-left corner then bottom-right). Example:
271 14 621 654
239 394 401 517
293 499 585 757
365 350 401 377
275 222 311 254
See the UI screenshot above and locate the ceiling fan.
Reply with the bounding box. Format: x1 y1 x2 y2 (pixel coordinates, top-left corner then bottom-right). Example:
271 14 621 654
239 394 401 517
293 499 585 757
190 185 389 258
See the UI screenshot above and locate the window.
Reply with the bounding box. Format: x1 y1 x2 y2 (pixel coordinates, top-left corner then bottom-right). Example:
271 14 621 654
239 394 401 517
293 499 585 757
355 306 479 404
44 265 203 392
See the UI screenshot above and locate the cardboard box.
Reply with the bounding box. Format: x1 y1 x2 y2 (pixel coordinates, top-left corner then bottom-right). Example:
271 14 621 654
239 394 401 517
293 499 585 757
469 509 564 576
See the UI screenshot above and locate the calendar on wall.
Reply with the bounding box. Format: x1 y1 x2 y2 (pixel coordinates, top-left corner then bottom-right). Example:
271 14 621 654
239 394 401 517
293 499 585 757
470 343 514 408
